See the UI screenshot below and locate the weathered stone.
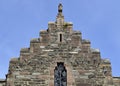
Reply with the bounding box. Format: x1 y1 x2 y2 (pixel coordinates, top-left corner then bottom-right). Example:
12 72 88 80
0 3 120 86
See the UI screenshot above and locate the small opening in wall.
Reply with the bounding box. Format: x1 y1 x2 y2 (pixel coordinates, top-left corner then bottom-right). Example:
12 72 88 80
60 34 62 42
93 59 96 64
88 61 90 64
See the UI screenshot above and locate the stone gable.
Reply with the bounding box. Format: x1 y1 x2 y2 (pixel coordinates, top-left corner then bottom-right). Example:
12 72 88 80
0 3 120 86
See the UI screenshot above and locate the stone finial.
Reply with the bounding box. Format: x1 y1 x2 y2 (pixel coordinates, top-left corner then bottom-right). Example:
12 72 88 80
56 3 64 28
58 3 63 13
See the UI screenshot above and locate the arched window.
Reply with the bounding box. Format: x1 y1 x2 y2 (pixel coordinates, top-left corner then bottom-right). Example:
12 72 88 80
54 62 67 86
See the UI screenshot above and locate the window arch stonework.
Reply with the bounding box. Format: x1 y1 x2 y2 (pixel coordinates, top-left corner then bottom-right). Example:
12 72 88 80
54 62 67 86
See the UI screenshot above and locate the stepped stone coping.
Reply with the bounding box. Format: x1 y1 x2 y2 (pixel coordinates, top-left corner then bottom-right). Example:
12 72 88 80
82 39 90 43
0 79 5 82
113 77 120 79
73 30 81 34
64 22 73 25
10 58 18 62
113 77 120 80
91 48 100 52
48 21 55 24
102 59 110 63
20 48 29 51
40 30 47 33
65 22 73 24
40 30 46 32
30 38 40 43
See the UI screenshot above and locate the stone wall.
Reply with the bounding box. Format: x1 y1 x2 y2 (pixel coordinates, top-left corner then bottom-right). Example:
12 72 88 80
113 77 120 86
0 79 6 86
1 3 120 86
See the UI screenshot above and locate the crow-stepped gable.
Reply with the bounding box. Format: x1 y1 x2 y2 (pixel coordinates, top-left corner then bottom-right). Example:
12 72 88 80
0 3 120 86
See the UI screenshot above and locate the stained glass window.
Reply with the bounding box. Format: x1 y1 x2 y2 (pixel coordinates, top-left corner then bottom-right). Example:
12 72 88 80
54 62 67 86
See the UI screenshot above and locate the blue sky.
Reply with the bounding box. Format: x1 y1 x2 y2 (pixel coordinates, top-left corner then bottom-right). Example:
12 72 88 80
0 0 120 78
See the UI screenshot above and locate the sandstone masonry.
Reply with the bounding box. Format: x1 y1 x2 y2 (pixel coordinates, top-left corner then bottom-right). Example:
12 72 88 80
0 3 120 86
